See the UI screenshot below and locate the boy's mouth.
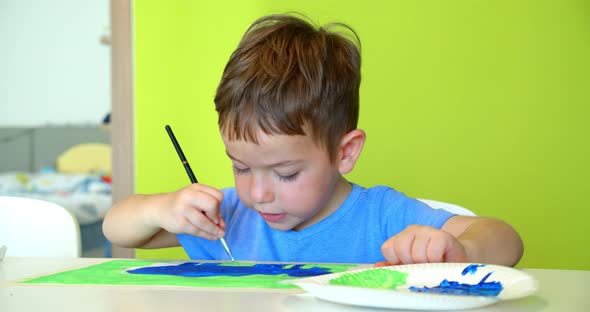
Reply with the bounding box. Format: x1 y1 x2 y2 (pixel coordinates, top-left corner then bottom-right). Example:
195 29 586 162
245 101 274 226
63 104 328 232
258 212 287 222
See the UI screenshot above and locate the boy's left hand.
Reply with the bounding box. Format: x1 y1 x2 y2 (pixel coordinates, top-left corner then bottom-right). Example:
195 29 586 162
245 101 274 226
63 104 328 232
376 225 468 267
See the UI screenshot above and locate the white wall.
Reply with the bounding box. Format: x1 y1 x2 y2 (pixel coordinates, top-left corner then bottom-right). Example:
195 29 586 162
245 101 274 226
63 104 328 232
0 0 111 126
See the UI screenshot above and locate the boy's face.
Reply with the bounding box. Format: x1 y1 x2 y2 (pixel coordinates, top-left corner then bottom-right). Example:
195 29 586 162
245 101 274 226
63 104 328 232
222 130 349 231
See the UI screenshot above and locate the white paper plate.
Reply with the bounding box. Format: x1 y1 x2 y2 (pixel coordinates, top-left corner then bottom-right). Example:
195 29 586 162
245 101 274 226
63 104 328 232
285 263 538 310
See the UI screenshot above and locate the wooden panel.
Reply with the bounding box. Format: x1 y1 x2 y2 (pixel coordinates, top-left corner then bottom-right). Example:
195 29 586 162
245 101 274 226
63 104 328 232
110 0 134 258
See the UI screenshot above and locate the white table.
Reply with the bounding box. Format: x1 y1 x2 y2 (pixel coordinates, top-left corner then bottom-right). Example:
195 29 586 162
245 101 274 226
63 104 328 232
1 257 588 311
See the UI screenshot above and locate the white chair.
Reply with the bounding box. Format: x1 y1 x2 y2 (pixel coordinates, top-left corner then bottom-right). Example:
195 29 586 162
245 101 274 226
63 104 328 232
417 198 476 216
0 196 81 258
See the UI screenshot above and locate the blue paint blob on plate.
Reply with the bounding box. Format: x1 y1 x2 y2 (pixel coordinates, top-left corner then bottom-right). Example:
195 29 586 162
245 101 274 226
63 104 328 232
409 272 503 297
462 264 486 275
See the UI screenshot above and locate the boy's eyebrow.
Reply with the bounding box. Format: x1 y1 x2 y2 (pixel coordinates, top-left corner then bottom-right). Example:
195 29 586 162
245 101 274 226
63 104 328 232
225 151 301 167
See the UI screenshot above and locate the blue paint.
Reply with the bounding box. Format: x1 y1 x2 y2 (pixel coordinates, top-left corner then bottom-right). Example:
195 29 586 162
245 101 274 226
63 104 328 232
409 272 503 297
127 262 332 278
462 264 486 275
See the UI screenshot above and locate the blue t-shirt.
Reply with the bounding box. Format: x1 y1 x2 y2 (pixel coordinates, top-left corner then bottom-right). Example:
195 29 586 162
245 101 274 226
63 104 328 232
177 184 454 264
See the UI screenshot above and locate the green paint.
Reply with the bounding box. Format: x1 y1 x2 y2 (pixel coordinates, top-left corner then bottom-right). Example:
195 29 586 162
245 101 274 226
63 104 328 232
134 1 590 269
329 268 408 289
22 260 355 289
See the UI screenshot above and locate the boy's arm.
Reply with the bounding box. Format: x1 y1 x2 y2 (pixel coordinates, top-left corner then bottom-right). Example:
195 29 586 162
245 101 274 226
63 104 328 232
442 216 524 266
103 184 226 249
102 193 180 248
379 216 524 267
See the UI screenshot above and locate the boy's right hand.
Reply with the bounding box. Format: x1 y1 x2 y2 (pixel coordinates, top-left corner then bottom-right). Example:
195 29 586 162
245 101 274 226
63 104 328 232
155 183 226 241
377 225 468 266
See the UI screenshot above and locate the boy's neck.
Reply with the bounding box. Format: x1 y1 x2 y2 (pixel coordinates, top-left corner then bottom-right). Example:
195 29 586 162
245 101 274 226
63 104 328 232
293 176 352 231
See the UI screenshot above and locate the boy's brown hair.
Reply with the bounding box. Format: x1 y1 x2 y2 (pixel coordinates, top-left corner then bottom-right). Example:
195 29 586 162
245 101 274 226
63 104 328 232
214 14 361 161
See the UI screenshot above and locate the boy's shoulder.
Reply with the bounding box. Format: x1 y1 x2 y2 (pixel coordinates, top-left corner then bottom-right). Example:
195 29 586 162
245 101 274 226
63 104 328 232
351 183 451 217
352 184 455 232
352 183 409 205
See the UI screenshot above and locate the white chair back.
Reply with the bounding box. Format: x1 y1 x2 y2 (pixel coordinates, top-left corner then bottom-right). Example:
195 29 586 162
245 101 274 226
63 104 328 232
0 196 81 258
417 198 476 216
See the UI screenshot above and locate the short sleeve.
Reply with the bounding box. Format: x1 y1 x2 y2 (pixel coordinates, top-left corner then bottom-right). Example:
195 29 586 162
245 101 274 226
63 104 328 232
379 188 455 238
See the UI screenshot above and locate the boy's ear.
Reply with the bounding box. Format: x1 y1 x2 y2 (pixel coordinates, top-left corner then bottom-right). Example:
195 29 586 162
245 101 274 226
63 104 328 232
337 129 366 174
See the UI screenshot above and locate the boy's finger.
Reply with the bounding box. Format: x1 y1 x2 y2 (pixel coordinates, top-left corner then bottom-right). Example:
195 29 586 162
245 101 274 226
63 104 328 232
186 211 225 238
374 261 392 267
184 226 220 241
426 234 448 262
217 217 227 231
190 183 224 203
381 240 401 265
185 193 221 225
411 235 430 263
394 233 415 264
202 209 220 226
443 239 468 263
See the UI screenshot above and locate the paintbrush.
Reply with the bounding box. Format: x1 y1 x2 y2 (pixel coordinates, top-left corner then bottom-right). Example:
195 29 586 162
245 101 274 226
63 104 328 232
165 125 236 262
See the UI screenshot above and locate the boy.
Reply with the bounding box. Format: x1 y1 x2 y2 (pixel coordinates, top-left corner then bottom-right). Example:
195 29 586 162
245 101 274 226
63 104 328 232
103 14 523 266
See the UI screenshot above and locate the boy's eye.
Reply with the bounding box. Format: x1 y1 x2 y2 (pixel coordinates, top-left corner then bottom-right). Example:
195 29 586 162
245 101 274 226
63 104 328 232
276 172 300 183
232 166 250 175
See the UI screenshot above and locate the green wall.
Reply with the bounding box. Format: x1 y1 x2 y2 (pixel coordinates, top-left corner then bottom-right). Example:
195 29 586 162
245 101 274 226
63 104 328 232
133 1 590 270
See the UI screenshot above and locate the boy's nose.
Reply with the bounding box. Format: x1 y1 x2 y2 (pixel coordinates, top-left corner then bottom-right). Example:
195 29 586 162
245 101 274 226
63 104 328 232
249 175 274 204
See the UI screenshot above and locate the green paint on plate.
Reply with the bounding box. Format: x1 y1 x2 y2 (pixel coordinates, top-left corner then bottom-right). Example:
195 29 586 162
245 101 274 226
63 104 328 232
329 268 408 289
